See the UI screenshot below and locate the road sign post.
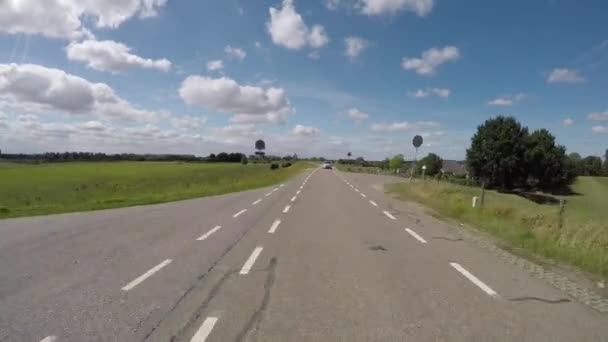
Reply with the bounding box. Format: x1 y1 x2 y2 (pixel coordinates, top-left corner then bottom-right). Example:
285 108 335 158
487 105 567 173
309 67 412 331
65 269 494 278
409 135 423 182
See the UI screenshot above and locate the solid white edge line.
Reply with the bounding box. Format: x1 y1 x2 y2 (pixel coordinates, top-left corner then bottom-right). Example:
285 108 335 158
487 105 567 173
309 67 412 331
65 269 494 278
233 209 247 218
449 262 498 297
383 211 397 220
369 200 378 207
268 219 281 234
240 247 263 275
40 337 57 342
360 193 367 198
252 199 262 205
283 205 291 213
405 228 427 244
190 316 219 342
122 259 172 291
197 225 222 241
291 196 297 202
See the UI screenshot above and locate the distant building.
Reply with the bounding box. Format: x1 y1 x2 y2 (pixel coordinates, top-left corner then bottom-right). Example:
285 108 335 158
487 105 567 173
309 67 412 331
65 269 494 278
441 160 468 176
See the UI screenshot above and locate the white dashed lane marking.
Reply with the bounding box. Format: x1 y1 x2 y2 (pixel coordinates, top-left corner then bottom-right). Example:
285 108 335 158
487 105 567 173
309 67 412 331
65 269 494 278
283 205 291 213
383 211 397 220
190 317 218 342
296 190 301 195
240 247 263 275
252 199 262 205
360 193 367 198
197 225 221 241
40 337 57 342
233 209 247 218
122 259 172 291
450 262 498 297
369 200 378 207
265 192 272 197
405 228 427 244
268 219 281 234
291 196 297 202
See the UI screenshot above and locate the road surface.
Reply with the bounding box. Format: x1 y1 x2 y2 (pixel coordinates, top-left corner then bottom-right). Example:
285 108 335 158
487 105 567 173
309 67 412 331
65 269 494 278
1 168 607 341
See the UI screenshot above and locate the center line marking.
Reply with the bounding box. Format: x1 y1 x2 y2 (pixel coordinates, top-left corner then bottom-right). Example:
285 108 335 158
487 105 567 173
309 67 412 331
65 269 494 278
405 228 427 244
122 259 172 291
265 192 272 197
283 205 291 213
296 190 301 195
355 188 360 192
191 316 218 342
268 219 281 234
450 262 498 297
369 200 378 207
240 247 263 275
197 225 222 241
252 199 262 205
272 188 278 192
300 186 304 190
360 193 367 198
233 209 247 218
291 196 297 202
40 337 57 342
383 211 397 220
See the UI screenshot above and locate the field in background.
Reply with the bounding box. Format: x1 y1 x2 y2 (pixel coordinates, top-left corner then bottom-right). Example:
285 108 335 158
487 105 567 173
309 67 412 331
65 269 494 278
387 177 608 278
0 161 309 219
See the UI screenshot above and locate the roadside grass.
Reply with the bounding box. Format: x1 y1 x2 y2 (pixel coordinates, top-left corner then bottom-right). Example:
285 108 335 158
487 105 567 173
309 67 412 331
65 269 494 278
0 161 309 219
387 176 608 278
335 164 383 174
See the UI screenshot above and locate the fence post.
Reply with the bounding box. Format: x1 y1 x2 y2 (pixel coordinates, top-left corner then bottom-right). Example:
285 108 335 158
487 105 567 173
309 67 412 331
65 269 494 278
558 199 567 229
480 181 486 208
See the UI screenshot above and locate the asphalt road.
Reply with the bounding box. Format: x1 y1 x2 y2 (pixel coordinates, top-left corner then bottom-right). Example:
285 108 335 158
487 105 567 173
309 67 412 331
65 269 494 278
1 167 607 341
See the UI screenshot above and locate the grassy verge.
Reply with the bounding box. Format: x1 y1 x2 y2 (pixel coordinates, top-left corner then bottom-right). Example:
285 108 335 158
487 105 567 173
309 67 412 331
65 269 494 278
334 164 385 174
387 177 608 278
0 161 310 219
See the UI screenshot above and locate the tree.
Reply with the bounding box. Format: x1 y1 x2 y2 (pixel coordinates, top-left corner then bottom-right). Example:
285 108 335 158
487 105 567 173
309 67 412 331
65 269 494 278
417 153 442 176
255 139 266 156
389 154 404 170
604 149 608 176
582 156 603 176
524 129 574 189
568 153 583 175
241 154 248 165
466 116 528 190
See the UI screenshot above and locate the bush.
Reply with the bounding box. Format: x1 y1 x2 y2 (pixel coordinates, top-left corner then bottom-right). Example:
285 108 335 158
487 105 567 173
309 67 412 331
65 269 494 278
241 155 248 165
281 162 292 168
270 163 279 170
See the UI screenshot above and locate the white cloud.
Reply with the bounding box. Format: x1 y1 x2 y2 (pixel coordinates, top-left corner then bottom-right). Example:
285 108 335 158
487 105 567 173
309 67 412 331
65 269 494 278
487 93 525 106
0 111 8 128
562 118 575 127
371 120 438 132
66 40 171 73
179 76 293 124
547 68 585 84
224 45 247 60
345 37 369 61
266 0 329 50
359 0 434 16
206 59 224 71
587 111 608 121
171 116 206 131
0 0 167 40
292 124 320 137
402 46 460 76
0 63 156 122
308 51 321 60
324 0 341 10
255 41 262 48
408 87 450 99
347 108 370 123
592 125 608 134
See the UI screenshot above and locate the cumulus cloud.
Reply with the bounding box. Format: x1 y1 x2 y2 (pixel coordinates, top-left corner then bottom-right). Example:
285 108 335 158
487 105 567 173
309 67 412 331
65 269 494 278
402 46 460 76
345 37 369 61
408 87 450 99
179 76 293 124
370 120 438 132
292 124 320 137
547 68 585 84
0 0 167 40
224 45 247 60
171 116 206 131
359 0 434 16
266 0 329 50
592 125 608 134
206 59 224 71
487 93 525 106
562 118 575 127
66 40 171 73
347 108 370 123
324 0 341 10
0 63 156 122
587 111 608 121
0 111 8 128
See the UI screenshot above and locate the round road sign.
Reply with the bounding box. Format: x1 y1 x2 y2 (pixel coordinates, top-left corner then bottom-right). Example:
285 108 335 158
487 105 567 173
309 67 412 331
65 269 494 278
413 135 423 148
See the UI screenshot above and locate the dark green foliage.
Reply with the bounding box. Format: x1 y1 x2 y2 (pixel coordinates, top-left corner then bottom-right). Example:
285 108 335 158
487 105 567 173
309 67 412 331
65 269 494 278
240 155 248 165
466 116 528 189
582 156 603 176
270 163 279 170
524 129 574 190
281 162 292 168
417 153 442 176
389 154 404 170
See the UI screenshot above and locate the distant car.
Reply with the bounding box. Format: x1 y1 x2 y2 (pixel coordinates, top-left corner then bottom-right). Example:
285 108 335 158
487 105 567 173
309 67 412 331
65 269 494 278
322 161 333 169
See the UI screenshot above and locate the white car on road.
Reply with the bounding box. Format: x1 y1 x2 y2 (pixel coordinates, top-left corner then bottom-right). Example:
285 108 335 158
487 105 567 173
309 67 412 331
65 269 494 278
322 161 333 169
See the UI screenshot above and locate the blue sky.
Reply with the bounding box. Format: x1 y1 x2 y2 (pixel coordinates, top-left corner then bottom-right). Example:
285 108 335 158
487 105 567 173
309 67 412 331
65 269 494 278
0 0 606 160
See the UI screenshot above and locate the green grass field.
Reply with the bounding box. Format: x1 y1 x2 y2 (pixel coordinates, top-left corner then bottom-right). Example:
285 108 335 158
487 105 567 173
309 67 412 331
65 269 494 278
0 161 310 219
388 176 608 278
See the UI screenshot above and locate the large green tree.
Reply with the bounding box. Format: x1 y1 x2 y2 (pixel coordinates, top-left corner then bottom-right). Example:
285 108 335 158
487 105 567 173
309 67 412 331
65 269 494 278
466 116 528 189
582 156 603 176
524 129 574 189
389 154 404 170
417 153 443 176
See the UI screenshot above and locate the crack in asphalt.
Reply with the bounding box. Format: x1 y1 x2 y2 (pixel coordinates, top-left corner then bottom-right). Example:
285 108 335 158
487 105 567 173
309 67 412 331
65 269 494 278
508 296 571 304
235 258 278 342
431 236 464 242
